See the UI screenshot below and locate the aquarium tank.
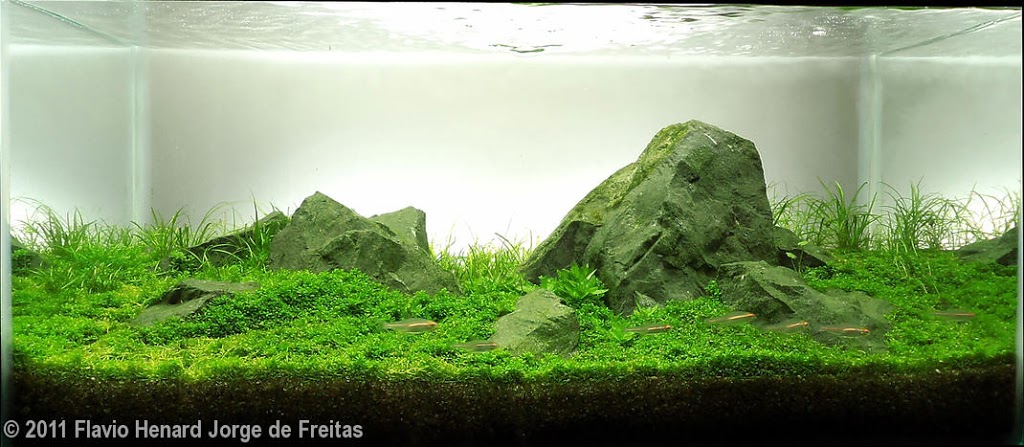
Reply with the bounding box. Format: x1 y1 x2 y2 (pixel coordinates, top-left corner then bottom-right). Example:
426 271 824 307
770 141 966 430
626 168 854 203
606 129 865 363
1 2 1021 446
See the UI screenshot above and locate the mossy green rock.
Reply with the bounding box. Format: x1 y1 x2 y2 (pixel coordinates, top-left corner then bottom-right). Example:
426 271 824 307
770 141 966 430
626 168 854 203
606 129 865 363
268 192 459 295
489 289 579 357
521 120 777 314
957 226 1018 266
131 279 259 327
717 261 892 351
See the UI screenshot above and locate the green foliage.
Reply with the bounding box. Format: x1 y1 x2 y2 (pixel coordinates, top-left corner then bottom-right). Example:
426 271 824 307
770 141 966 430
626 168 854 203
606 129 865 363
133 206 225 262
7 193 1018 388
804 249 1016 362
233 204 284 271
878 180 958 281
806 180 879 251
770 180 1020 255
703 279 722 300
191 201 286 273
14 202 152 293
882 180 956 249
539 264 609 308
435 233 533 295
767 182 809 229
958 187 1021 244
769 180 880 250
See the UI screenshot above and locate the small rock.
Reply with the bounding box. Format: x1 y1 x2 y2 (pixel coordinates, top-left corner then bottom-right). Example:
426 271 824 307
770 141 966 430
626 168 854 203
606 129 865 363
131 279 259 327
489 289 579 357
717 261 892 351
957 226 1018 266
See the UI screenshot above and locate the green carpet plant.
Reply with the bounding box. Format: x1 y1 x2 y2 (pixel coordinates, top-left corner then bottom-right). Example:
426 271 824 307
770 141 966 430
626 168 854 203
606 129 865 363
8 181 1019 387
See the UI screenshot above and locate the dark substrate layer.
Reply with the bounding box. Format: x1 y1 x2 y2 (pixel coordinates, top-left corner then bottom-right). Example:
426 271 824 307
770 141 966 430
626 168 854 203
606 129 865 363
7 364 1017 446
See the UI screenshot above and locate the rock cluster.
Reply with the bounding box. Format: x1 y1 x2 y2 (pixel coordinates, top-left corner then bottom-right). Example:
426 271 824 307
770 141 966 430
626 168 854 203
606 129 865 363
268 192 459 295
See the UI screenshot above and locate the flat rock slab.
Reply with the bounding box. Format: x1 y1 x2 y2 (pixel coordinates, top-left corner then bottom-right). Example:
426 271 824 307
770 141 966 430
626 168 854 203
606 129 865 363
131 279 259 327
521 120 778 314
957 226 1018 266
717 261 892 351
489 289 579 357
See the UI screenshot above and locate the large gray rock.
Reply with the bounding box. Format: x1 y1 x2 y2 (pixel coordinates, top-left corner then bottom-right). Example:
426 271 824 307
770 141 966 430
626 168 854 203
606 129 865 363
159 211 290 272
489 289 579 357
268 192 459 295
520 120 778 314
131 279 259 326
717 261 892 351
957 226 1018 266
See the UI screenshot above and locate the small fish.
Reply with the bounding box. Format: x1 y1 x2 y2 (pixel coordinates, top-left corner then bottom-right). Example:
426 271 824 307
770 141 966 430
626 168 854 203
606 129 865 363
624 323 672 334
706 311 756 325
383 318 438 334
452 340 499 352
764 320 810 333
818 326 870 336
932 310 976 321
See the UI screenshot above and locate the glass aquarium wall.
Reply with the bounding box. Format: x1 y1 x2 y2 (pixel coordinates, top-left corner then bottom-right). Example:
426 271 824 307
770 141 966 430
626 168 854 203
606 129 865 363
4 0 138 228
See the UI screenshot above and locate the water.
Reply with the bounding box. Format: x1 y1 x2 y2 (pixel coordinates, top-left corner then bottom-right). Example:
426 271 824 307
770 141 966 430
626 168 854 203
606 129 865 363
1 2 1021 445
3 3 1020 252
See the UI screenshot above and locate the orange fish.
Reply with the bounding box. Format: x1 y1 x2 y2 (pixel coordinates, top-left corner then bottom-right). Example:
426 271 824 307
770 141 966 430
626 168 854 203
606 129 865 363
818 326 870 336
383 318 438 334
624 323 672 334
452 340 499 352
932 310 976 321
706 311 756 325
764 320 810 333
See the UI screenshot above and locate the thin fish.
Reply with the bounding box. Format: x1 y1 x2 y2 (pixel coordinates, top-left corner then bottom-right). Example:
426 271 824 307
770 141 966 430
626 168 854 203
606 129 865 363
452 340 500 352
764 320 810 333
818 326 870 336
383 318 438 334
706 311 756 325
624 323 672 334
932 310 976 322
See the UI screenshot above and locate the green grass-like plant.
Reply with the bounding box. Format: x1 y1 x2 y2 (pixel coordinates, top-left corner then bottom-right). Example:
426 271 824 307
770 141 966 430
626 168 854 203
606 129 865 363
435 233 534 295
132 205 226 262
767 182 810 231
959 187 1021 244
769 180 1020 255
808 180 879 251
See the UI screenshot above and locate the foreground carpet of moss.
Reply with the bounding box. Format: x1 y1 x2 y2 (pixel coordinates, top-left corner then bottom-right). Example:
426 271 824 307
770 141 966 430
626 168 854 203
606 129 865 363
9 247 1019 444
